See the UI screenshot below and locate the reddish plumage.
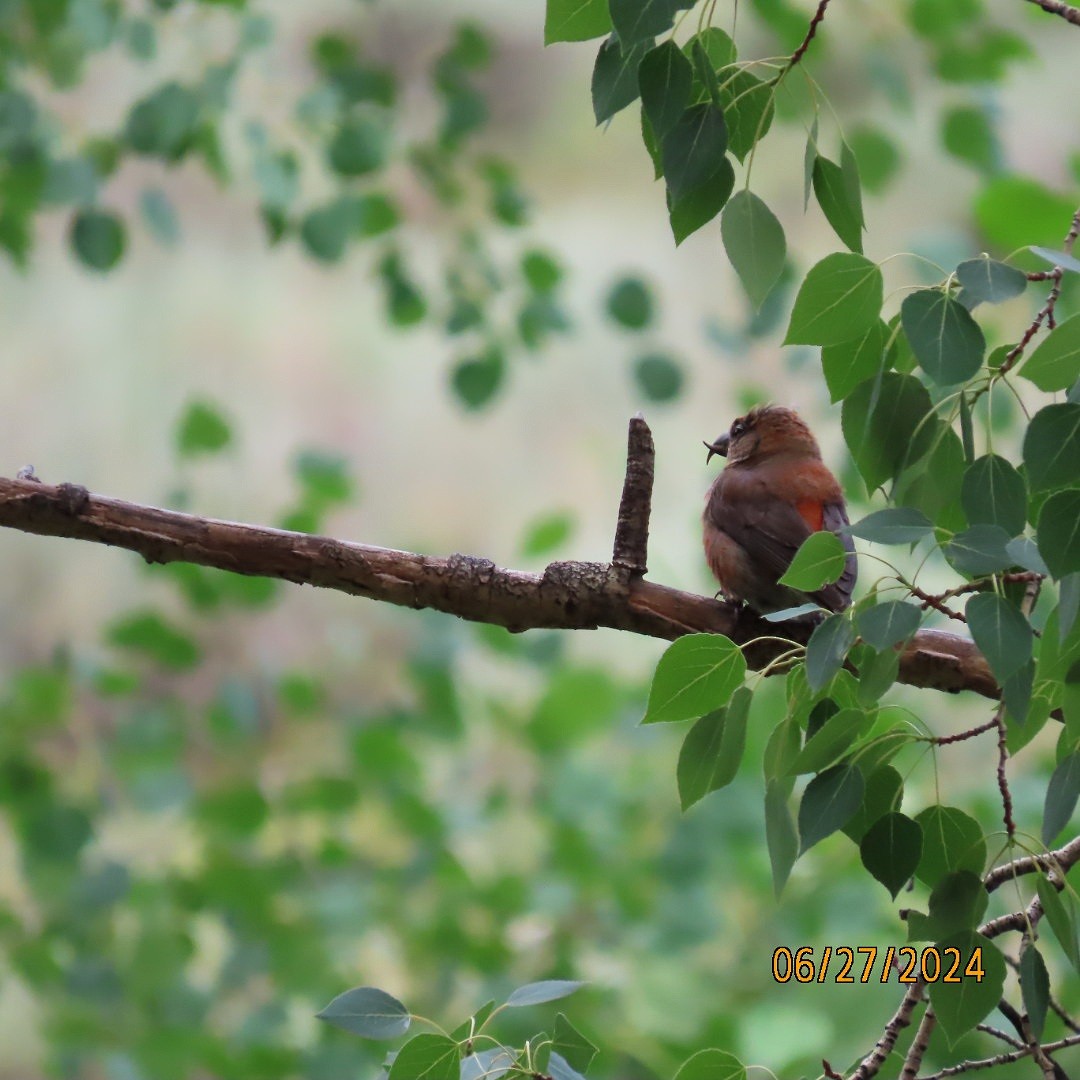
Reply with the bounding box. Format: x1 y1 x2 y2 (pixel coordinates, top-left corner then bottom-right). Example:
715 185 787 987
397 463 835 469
702 405 857 615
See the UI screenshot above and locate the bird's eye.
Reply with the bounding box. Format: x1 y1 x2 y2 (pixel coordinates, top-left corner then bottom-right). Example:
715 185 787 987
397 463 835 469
730 420 747 438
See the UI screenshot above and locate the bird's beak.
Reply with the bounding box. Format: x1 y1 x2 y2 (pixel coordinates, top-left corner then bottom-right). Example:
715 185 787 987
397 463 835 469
704 434 729 463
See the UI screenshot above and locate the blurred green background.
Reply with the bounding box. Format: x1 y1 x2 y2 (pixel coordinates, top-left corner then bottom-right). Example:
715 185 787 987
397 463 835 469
0 1 1078 1077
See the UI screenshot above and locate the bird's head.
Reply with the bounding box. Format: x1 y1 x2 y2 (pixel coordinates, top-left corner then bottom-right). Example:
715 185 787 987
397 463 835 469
704 404 821 466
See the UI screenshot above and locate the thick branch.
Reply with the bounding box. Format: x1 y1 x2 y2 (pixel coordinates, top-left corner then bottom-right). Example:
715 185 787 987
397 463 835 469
0 474 998 697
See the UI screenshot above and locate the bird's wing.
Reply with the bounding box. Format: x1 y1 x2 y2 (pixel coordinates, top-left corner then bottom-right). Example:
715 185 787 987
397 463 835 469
819 499 858 613
706 461 857 612
706 472 815 583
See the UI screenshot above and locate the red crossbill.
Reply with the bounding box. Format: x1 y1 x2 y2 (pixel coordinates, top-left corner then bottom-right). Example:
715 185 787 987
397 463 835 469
702 404 857 615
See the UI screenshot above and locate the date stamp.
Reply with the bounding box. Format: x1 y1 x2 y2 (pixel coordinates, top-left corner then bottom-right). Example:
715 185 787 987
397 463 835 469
771 945 986 984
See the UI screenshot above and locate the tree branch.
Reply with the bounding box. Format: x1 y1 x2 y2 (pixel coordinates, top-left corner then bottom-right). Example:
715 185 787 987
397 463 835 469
1023 0 1080 26
0 418 1001 699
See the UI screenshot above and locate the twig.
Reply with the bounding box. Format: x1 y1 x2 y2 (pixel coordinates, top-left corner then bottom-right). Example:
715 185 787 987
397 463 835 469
1023 0 1080 26
852 980 926 1080
1000 206 1080 375
995 704 1016 838
975 1024 1024 1051
931 718 999 745
908 583 967 623
787 0 833 69
917 1033 1080 1079
902 1008 937 1080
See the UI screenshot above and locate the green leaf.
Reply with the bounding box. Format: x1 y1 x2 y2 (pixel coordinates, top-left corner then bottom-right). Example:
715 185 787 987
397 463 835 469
955 257 1027 307
721 190 786 310
1038 489 1080 580
461 1048 515 1080
805 613 855 692
716 66 774 162
606 276 653 329
798 763 864 854
842 372 936 491
1031 246 1080 275
860 812 921 898
1020 946 1050 1041
1024 404 1080 492
107 611 200 670
843 764 903 841
643 634 746 723
803 118 818 210
848 125 900 194
328 116 387 177
638 40 692 139
765 780 797 896
975 175 1077 252
70 208 126 271
677 687 751 809
140 188 179 245
1020 313 1080 393
855 646 901 705
177 400 232 457
961 455 1027 536
552 1014 597 1073
1043 752 1080 843
911 871 988 941
301 197 357 263
521 513 575 557
667 162 734 243
914 805 986 887
674 1049 746 1080
592 34 650 123
779 531 847 592
387 1035 459 1080
295 450 352 504
784 253 883 347
847 507 933 544
1037 877 1080 970
633 352 684 401
929 932 1005 1046
900 289 986 386
821 320 886 404
505 980 584 1007
661 102 728 200
813 155 863 253
790 707 871 774
966 593 1033 684
609 0 680 49
942 105 998 173
857 601 921 650
763 717 802 785
682 27 737 72
125 82 200 160
944 524 1014 576
451 348 505 410
315 986 411 1039
545 0 612 43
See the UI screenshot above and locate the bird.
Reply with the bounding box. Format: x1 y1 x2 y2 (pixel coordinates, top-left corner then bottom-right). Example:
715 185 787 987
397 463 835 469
702 404 857 616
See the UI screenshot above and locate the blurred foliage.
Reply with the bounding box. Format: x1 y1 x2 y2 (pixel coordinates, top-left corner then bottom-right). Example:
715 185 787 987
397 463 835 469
2 1 1080 1079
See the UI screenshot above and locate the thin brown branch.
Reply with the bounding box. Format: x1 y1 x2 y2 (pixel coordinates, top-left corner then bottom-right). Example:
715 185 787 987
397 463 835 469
918 1033 1080 1080
852 980 926 1080
975 1024 1024 1050
909 582 967 623
0 471 1003 699
902 1008 937 1080
788 0 833 68
995 705 1016 838
932 718 999 745
1024 0 1080 26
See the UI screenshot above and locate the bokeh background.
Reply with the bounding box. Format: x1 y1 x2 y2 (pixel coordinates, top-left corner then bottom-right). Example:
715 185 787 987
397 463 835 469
0 1 1078 1077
